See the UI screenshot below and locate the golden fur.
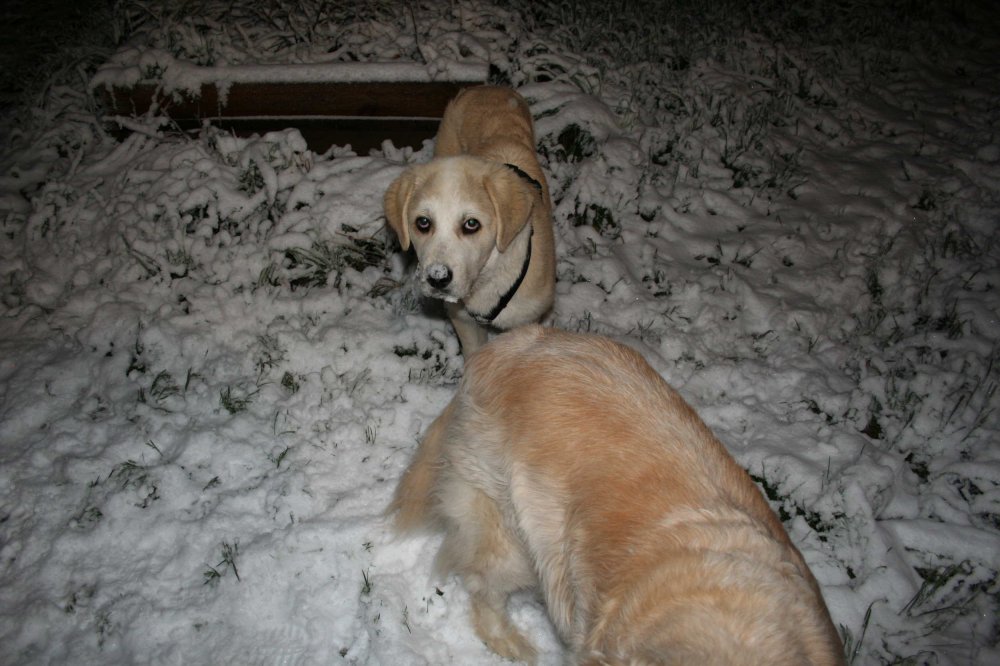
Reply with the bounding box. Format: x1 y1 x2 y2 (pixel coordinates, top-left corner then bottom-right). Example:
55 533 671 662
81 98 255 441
384 86 555 354
390 326 846 665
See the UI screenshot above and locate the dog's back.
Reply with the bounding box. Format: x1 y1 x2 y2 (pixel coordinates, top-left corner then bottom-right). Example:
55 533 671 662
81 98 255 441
393 325 845 665
433 86 547 198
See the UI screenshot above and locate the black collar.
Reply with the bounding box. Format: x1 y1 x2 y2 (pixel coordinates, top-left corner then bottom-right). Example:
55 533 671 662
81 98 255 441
467 163 541 325
469 230 533 325
503 163 543 193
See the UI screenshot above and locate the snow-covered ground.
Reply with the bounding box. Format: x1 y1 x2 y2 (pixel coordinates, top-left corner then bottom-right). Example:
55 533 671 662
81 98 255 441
1 1 998 664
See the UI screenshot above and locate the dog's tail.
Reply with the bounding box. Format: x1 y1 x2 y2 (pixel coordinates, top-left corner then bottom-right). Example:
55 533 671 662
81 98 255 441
387 399 457 532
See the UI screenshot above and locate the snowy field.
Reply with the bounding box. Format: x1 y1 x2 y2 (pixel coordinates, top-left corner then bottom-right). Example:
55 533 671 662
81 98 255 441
1 1 998 663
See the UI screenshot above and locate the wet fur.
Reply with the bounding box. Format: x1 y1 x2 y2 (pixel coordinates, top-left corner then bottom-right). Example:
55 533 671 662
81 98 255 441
391 326 846 665
383 86 555 354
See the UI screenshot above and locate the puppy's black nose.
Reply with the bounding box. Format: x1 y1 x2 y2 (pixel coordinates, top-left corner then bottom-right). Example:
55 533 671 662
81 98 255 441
426 265 453 290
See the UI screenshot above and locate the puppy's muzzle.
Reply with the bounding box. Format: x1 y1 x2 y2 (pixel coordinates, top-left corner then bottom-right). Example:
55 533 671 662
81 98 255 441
425 263 453 290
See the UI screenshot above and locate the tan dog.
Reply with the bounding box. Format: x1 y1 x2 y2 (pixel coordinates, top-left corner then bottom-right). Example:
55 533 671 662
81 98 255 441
383 86 555 354
391 326 846 665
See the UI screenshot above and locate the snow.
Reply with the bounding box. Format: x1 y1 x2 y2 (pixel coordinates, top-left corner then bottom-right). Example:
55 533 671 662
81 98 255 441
1 1 999 664
91 49 489 103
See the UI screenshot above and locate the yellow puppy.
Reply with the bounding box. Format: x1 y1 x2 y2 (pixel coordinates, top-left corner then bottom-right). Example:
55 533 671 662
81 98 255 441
391 326 845 665
384 87 555 354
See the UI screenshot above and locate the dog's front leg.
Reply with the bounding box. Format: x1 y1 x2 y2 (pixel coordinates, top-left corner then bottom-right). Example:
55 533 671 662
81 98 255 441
436 483 538 664
469 587 538 665
447 302 488 355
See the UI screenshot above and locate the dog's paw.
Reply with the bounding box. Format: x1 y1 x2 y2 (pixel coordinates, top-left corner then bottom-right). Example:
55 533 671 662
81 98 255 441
471 598 538 664
483 630 537 665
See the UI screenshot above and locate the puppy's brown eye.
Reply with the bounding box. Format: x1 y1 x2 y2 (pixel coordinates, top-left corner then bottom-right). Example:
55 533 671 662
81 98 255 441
415 216 432 233
462 218 481 234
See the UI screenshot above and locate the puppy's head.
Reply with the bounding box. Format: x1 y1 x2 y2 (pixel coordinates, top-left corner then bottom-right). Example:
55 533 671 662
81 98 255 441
383 156 535 302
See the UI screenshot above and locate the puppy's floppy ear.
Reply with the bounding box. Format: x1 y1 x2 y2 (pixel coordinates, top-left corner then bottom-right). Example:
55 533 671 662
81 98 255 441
483 167 535 252
384 170 416 251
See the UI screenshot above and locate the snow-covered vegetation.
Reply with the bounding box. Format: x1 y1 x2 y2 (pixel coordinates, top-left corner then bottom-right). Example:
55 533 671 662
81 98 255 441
1 1 998 663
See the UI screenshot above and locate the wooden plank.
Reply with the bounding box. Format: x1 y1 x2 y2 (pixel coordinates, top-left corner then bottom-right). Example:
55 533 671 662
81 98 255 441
99 77 487 151
103 80 476 119
106 116 443 153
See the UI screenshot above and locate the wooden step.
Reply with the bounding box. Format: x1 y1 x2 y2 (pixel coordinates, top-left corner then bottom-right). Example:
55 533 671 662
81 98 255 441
96 63 488 153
